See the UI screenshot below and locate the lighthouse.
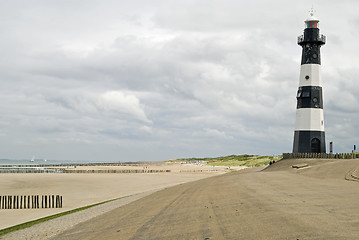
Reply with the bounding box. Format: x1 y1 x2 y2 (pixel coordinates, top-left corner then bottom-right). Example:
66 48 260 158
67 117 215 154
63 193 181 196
293 9 326 153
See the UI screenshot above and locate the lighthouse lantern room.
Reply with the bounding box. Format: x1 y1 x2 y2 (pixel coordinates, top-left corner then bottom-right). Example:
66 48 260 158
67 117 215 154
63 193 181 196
293 9 326 153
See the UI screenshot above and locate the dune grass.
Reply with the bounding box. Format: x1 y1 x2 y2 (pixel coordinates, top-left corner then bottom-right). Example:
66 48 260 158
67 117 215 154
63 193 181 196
167 154 282 167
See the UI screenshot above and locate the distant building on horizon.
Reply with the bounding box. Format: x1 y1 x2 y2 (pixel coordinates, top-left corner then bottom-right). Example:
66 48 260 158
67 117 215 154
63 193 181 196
293 9 326 153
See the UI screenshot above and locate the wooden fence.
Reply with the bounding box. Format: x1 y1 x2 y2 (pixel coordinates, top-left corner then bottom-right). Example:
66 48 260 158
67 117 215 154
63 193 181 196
61 169 171 173
283 153 359 159
0 195 62 209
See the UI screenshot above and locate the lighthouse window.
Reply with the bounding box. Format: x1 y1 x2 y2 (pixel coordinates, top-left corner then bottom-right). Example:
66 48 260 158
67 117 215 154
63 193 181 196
296 90 302 98
305 75 310 80
302 91 310 97
306 22 318 28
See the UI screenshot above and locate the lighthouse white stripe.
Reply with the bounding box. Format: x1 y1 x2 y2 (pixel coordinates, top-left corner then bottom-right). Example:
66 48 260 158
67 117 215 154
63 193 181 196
299 64 322 87
294 108 325 131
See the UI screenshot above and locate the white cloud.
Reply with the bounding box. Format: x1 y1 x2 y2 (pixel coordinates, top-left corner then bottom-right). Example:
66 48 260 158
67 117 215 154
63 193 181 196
97 91 151 123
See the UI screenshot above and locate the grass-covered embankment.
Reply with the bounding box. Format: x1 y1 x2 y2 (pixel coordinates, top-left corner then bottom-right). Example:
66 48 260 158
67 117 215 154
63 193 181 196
167 154 282 167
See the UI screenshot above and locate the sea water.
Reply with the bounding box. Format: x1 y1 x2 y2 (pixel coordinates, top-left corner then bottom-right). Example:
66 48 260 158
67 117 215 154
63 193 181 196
0 159 121 173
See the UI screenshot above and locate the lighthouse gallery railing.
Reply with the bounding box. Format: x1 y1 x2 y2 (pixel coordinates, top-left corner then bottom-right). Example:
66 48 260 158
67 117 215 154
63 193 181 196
297 34 326 44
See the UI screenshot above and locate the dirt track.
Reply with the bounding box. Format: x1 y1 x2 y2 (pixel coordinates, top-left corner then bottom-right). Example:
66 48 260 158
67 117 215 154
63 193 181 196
53 159 359 240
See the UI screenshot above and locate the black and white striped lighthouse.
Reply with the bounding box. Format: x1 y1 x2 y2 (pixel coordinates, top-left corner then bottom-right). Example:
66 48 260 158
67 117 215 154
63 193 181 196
293 9 326 153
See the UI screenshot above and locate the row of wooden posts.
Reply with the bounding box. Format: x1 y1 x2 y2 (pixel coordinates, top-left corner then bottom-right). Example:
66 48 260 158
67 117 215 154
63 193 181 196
0 169 171 174
282 152 359 159
61 169 171 173
0 195 62 209
0 169 63 174
0 163 166 168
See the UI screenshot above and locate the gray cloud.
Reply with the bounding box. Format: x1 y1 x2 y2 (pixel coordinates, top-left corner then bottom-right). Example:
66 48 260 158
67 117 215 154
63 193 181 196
0 0 358 161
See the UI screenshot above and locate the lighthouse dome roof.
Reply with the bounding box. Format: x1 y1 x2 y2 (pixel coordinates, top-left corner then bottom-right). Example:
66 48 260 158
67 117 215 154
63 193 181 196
305 15 319 22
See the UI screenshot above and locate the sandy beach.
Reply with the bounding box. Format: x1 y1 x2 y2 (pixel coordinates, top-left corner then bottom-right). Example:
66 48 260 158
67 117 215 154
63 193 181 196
0 163 237 230
47 158 359 239
3 158 359 239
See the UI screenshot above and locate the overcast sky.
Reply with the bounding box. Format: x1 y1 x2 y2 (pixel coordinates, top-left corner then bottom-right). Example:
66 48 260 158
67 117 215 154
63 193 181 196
0 0 358 162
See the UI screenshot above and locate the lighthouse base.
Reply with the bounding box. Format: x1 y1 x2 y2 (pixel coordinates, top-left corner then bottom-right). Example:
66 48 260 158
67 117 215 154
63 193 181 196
293 131 326 153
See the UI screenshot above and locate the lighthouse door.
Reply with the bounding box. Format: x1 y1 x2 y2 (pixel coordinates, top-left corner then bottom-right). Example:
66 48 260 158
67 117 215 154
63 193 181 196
311 138 320 153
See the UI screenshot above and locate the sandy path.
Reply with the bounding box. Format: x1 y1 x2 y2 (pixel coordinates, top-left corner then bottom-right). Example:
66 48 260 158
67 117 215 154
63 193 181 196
52 160 359 240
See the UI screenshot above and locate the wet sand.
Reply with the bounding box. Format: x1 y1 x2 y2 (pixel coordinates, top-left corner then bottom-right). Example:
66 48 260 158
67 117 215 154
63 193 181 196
51 158 359 240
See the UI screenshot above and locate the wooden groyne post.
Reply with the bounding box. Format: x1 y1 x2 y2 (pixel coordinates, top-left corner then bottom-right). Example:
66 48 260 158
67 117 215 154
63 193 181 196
0 195 62 209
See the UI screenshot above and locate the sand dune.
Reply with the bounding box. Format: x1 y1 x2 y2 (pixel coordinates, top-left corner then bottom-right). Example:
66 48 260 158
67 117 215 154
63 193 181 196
264 158 359 178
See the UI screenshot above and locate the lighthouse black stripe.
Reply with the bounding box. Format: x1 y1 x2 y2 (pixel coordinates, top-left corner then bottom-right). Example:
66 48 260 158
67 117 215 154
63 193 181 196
296 86 323 109
301 44 322 65
293 130 326 153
